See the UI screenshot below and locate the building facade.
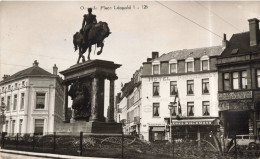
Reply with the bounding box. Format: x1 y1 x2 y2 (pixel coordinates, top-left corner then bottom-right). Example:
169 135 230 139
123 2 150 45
0 60 64 135
217 18 260 138
116 67 142 136
141 48 222 141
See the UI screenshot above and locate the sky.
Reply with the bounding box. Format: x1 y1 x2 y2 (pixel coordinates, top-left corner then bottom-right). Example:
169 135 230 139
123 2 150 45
0 1 260 112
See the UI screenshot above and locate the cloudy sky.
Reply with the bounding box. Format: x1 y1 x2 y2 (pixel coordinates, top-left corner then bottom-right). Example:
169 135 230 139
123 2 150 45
0 1 260 110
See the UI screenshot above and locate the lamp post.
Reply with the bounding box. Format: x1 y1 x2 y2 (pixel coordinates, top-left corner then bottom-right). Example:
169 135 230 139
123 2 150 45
168 102 175 159
168 103 173 142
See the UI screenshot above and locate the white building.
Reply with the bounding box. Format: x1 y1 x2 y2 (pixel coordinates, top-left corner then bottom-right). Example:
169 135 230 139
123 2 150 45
140 47 222 141
0 60 64 135
116 67 142 136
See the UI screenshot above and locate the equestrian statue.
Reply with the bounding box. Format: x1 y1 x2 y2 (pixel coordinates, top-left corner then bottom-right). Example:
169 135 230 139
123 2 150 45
73 8 111 63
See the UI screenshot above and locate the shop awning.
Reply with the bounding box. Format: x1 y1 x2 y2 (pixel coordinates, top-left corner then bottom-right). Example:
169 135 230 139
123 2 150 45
171 118 218 126
151 127 165 132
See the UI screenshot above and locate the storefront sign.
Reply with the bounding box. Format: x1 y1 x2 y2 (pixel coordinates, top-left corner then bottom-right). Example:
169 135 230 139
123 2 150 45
218 91 252 100
148 76 170 82
172 121 212 125
219 100 253 111
147 123 165 126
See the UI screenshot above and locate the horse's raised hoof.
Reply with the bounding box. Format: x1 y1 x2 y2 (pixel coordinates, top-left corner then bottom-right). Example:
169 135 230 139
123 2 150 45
97 51 102 55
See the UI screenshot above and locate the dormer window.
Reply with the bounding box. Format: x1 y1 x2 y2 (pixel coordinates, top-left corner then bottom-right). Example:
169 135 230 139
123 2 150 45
201 56 209 71
185 57 194 72
152 60 160 75
169 59 177 74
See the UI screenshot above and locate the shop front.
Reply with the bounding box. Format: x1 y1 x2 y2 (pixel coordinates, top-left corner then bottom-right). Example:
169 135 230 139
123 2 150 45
165 118 219 141
218 91 254 138
148 123 166 142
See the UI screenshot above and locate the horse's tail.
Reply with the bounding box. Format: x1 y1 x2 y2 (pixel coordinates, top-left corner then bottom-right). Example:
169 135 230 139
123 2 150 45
73 32 79 52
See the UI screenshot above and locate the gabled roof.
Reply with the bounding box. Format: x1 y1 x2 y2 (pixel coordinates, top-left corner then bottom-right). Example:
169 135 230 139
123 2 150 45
154 45 222 62
220 31 260 57
0 65 53 84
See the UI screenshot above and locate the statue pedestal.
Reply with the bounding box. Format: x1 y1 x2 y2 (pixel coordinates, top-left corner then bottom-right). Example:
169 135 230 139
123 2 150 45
56 121 122 134
58 59 122 134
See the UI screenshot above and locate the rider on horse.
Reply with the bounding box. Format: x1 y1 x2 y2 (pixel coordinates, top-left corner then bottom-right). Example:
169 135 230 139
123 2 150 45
82 8 97 44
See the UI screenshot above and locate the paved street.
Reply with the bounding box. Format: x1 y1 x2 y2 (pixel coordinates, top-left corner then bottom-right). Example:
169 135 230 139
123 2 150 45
0 152 51 159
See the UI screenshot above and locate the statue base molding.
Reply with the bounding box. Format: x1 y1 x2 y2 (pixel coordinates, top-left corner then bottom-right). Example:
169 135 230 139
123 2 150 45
56 121 122 134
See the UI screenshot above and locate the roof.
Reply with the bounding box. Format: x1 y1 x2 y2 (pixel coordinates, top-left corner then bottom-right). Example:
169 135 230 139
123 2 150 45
154 45 223 62
0 65 53 84
220 31 260 57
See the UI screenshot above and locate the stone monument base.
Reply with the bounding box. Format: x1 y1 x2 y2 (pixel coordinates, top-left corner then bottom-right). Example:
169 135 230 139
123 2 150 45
56 121 122 134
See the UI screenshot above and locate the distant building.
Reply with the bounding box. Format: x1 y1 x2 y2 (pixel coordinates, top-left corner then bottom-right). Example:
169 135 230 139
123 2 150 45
0 60 64 135
141 48 222 141
116 67 142 136
217 18 260 138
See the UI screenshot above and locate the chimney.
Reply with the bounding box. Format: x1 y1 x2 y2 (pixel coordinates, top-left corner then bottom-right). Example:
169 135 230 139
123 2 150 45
152 52 159 59
248 18 259 46
222 33 228 48
53 64 58 75
33 60 39 67
2 74 10 80
147 58 152 62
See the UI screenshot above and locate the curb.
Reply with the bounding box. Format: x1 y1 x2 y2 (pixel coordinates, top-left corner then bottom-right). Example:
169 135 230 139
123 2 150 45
0 149 117 159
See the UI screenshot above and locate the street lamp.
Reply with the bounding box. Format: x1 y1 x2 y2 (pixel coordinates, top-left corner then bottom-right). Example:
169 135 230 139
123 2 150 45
168 102 174 142
168 102 175 159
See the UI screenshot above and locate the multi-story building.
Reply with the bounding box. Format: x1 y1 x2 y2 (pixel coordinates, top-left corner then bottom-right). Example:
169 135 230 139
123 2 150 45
116 67 142 136
217 18 260 138
141 47 222 141
0 60 64 135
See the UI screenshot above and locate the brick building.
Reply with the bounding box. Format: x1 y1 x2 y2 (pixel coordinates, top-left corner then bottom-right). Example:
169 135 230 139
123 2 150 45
217 18 260 138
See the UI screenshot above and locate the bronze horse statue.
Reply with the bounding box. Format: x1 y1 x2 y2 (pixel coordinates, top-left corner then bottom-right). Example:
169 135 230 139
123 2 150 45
73 21 111 63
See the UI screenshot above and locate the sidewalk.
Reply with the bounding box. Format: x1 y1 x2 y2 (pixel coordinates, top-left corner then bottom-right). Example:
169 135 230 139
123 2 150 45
0 149 117 159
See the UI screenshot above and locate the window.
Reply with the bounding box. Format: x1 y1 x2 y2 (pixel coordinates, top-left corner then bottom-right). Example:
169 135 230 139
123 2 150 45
170 63 177 74
34 119 44 135
203 101 210 116
5 121 8 132
15 83 18 88
1 97 4 106
13 94 17 110
153 82 160 96
153 65 159 75
187 80 194 95
241 71 247 89
7 96 10 111
202 79 209 94
257 69 260 88
22 81 25 86
20 93 25 110
187 102 194 116
170 102 177 116
202 60 209 71
232 72 239 89
36 93 45 109
170 81 177 95
187 62 193 72
8 85 11 90
224 73 230 90
19 119 23 134
153 103 160 117
2 87 4 92
12 120 15 134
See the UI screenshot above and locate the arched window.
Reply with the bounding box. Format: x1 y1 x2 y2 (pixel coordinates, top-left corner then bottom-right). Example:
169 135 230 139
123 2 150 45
152 60 160 75
169 59 177 74
200 55 210 71
185 57 194 72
